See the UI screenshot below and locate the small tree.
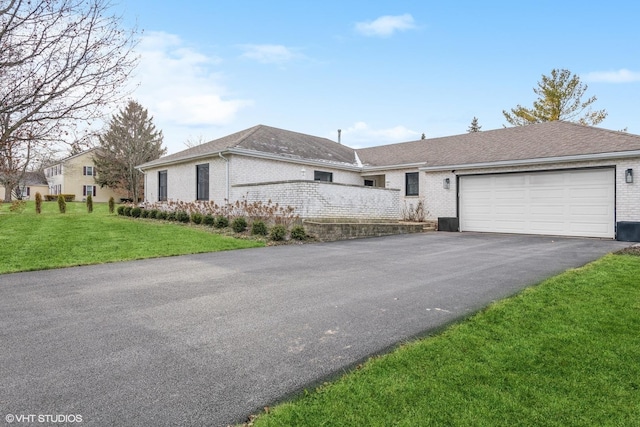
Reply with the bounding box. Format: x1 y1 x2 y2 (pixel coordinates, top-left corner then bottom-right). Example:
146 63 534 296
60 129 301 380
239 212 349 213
86 194 93 213
57 194 66 214
503 68 607 126
108 196 115 214
467 117 482 133
35 192 42 214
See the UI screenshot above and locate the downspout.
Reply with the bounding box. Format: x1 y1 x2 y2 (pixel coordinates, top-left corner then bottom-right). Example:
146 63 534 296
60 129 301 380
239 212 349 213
219 152 230 201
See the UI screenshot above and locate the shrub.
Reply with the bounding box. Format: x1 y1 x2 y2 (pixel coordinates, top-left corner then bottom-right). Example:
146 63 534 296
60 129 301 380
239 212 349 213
214 216 229 229
131 207 142 218
203 214 215 226
290 225 307 240
166 212 177 221
191 212 204 224
117 205 125 215
148 209 158 219
57 194 66 214
10 200 26 213
251 220 268 236
46 194 75 202
35 192 42 214
141 209 149 218
176 211 190 223
86 194 93 213
270 224 287 241
232 217 247 233
123 206 133 216
157 211 168 220
108 197 115 214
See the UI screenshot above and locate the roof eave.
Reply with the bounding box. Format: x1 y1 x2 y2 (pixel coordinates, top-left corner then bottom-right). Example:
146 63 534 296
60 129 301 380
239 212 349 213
419 150 640 172
137 147 362 172
362 162 427 172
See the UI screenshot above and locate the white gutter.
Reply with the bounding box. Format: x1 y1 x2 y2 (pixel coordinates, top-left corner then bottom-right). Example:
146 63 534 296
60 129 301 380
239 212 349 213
419 150 640 172
219 152 230 201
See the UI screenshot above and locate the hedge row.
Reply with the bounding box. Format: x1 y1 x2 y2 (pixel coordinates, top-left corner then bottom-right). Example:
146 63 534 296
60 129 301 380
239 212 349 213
117 206 307 241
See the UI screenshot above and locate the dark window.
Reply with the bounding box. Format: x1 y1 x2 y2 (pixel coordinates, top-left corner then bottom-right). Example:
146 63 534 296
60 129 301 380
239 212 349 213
405 172 419 196
364 179 374 187
83 185 96 197
158 170 168 201
196 164 209 201
83 166 95 176
314 170 333 182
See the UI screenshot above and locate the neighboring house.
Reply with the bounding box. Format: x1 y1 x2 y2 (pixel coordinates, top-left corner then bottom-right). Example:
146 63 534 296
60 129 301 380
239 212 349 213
0 171 49 201
45 149 120 203
137 122 640 240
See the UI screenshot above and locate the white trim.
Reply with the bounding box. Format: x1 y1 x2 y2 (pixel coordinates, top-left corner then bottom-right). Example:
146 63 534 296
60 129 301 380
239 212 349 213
139 148 363 172
419 150 640 172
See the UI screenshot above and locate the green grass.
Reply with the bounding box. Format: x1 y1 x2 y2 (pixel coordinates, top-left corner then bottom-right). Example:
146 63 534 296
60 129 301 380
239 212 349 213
0 201 263 274
251 254 640 427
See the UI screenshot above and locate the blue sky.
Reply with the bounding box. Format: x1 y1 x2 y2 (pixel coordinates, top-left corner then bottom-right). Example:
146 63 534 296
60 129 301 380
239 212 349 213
118 1 640 154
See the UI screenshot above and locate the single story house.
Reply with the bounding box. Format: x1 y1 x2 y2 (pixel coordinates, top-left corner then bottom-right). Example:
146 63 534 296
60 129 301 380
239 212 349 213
137 121 640 240
0 171 49 201
45 148 120 203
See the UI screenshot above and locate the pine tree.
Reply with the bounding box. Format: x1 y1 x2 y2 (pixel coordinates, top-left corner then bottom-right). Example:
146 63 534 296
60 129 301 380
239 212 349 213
467 117 482 133
503 69 607 126
93 101 166 202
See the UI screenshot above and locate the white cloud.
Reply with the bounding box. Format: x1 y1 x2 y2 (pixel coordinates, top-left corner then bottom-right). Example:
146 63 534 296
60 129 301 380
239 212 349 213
355 14 417 37
338 121 420 148
583 68 640 83
132 31 252 128
239 44 298 64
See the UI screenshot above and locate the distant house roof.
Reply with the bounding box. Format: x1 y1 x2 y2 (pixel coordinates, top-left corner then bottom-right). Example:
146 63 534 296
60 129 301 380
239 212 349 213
138 121 640 172
357 121 640 170
0 171 48 186
138 124 358 169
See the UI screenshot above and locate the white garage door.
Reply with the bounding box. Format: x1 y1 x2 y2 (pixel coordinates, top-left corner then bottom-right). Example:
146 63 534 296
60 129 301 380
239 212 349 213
459 168 615 238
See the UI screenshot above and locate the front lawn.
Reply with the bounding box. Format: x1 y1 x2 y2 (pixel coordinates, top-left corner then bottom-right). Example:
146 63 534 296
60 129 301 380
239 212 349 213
0 201 263 274
250 254 640 426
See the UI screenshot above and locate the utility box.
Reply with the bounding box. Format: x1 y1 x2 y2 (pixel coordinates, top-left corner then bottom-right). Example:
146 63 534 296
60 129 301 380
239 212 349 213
617 221 640 242
438 217 459 232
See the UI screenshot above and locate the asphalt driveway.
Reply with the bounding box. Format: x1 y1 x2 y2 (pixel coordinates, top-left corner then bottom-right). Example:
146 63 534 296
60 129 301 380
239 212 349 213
0 232 629 426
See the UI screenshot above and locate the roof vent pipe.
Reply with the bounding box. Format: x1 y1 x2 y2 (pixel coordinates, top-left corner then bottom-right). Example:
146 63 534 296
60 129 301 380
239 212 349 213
337 129 341 144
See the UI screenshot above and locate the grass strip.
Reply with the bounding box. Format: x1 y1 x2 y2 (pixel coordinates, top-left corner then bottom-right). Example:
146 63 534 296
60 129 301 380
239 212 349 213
0 201 263 274
251 254 640 427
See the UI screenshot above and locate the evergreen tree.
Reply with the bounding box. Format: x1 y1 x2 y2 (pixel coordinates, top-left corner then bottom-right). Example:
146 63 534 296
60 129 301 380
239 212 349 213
503 69 607 126
93 101 166 202
467 117 482 132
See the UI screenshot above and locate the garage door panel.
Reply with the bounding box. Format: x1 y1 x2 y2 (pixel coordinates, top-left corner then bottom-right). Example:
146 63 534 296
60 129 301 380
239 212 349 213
460 169 614 238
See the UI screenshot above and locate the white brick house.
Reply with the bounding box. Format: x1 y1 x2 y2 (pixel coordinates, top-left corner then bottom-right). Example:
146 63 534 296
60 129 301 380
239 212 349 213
137 122 640 240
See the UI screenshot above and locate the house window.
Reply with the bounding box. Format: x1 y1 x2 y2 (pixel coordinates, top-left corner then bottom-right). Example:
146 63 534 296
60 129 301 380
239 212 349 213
405 172 419 196
83 166 95 176
196 164 209 201
314 170 333 182
83 185 96 197
158 170 168 201
364 179 374 187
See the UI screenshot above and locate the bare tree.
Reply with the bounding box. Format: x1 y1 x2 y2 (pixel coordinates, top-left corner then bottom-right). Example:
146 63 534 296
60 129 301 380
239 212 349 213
183 134 208 149
0 0 138 201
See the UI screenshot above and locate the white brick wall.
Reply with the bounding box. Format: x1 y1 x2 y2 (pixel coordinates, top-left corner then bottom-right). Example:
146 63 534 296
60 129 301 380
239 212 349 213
232 155 363 185
233 180 400 220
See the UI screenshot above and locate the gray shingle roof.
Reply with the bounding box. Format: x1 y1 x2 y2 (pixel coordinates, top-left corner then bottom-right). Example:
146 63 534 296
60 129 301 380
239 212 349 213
139 121 640 171
139 124 357 169
357 121 640 168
